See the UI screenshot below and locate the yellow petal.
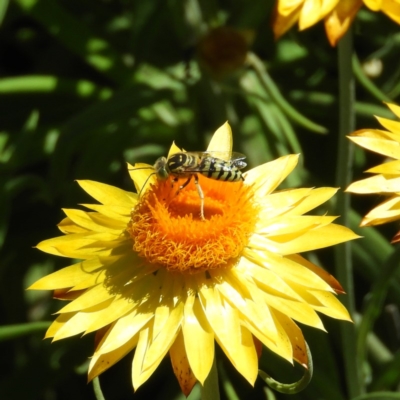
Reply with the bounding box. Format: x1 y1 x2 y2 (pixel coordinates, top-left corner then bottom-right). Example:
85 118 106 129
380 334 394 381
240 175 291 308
238 257 305 301
152 270 180 338
69 269 107 291
324 0 362 46
244 155 299 198
383 0 400 19
277 0 304 15
227 325 258 385
348 131 400 159
84 297 139 334
153 304 171 338
363 0 383 11
206 122 233 154
132 327 153 390
299 0 339 30
376 116 400 136
28 258 103 290
62 209 126 233
241 318 293 363
264 292 325 330
88 331 139 382
259 187 337 219
78 269 162 329
95 310 153 354
211 268 279 340
366 159 400 174
307 290 352 320
386 103 400 118
249 222 359 255
287 254 344 293
283 223 360 253
79 203 131 221
288 187 338 214
272 2 302 38
182 295 214 384
349 128 392 140
257 188 313 219
198 282 258 385
168 141 183 157
40 231 128 258
347 175 400 193
77 180 137 207
132 300 183 390
127 162 156 196
50 301 113 341
57 217 89 234
45 312 73 339
142 302 184 372
273 310 307 366
244 249 333 292
360 196 400 226
256 215 337 239
170 330 197 396
57 284 114 314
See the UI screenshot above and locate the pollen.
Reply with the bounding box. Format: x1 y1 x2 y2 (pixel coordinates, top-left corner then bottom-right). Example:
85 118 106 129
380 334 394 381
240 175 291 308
127 175 258 273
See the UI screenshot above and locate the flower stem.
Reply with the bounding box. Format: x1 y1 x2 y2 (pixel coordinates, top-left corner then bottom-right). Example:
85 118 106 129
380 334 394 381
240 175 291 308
92 377 106 400
258 342 313 394
0 321 50 341
356 246 400 375
201 356 220 400
335 29 364 396
246 52 327 134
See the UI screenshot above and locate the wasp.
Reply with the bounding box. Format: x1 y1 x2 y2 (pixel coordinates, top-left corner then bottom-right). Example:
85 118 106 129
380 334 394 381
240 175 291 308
132 151 247 220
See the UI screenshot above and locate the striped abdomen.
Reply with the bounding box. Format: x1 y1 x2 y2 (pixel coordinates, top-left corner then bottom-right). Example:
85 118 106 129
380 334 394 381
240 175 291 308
198 156 244 181
167 152 244 182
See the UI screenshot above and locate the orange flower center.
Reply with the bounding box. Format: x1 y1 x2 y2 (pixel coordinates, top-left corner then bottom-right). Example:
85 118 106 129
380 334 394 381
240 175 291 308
127 175 258 273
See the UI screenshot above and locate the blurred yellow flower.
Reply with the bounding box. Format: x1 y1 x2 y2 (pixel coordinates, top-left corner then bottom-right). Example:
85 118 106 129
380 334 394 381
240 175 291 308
347 104 400 238
30 123 357 394
273 0 400 46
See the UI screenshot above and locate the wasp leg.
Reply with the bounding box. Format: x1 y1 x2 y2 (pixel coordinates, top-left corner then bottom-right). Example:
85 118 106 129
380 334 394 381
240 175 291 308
171 176 178 188
175 176 205 220
177 176 192 192
193 174 205 220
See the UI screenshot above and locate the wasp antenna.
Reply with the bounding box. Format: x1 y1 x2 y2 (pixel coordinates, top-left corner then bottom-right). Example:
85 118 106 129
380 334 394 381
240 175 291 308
128 166 155 171
137 171 157 197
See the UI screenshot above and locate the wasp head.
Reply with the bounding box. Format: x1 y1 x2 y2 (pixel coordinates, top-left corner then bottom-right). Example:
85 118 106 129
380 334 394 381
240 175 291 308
154 157 170 180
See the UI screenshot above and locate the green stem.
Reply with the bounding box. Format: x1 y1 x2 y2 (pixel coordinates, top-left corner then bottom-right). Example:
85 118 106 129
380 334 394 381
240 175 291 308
93 377 106 400
258 342 313 394
201 356 220 400
0 0 9 26
218 360 240 400
356 247 400 374
352 55 392 102
0 321 50 341
334 29 364 396
246 52 328 134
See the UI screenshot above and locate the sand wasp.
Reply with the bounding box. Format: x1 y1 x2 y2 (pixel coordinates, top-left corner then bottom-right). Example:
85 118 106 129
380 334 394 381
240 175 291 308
132 151 247 220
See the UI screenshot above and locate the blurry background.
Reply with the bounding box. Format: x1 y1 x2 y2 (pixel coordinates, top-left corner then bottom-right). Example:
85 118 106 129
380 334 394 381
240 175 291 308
1 0 400 399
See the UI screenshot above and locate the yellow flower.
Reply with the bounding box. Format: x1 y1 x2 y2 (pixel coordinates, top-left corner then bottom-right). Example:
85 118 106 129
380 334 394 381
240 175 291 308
273 0 400 46
347 104 400 235
30 123 357 395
